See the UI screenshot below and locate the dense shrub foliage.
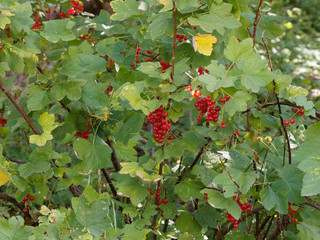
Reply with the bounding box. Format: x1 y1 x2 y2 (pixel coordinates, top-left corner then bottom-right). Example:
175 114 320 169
0 0 319 239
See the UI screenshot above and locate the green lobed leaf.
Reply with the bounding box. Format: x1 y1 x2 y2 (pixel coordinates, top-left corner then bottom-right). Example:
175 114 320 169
174 179 204 201
110 0 140 21
40 19 76 43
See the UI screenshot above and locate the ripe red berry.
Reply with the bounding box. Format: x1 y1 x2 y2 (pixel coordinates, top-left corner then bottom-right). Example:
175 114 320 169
290 119 295 124
225 95 230 101
135 54 138 58
162 199 168 204
220 98 226 104
6 27 10 30
235 130 240 135
7 33 11 38
24 197 28 201
68 8 76 15
0 46 2 50
87 122 91 127
160 212 164 217
197 116 202 121
183 36 188 41
234 224 238 228
23 209 28 213
157 186 162 191
299 109 304 114
130 63 134 67
150 191 154 195
292 219 298 223
135 59 140 63
193 26 197 30
146 50 152 55
205 69 209 73
222 124 226 129
294 108 299 113
284 120 289 125
148 188 152 191
156 192 161 197
136 47 141 52
29 196 36 201
21 200 25 205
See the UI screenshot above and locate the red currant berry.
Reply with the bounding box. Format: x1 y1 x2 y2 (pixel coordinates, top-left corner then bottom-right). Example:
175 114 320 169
162 199 168 204
135 54 138 58
157 186 162 191
24 197 28 201
235 131 240 135
0 46 3 50
21 200 25 205
183 36 188 41
234 224 238 228
197 116 202 121
193 26 197 30
7 33 11 38
299 109 304 114
294 108 299 113
29 196 36 201
150 191 154 195
225 95 230 101
156 192 161 197
23 209 28 213
136 47 141 52
284 120 289 125
148 188 152 191
220 98 226 104
205 69 209 73
290 119 295 124
135 59 140 63
160 212 164 217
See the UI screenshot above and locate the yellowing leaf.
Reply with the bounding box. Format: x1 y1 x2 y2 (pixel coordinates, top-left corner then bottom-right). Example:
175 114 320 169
159 0 173 12
0 169 10 186
193 34 217 56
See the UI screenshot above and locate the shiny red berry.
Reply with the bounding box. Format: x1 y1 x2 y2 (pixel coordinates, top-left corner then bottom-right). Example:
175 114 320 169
157 186 162 191
284 120 289 125
290 119 295 124
136 47 141 52
23 209 28 213
135 59 140 63
130 63 134 67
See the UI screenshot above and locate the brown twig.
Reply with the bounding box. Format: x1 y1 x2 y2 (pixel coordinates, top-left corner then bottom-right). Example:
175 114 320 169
261 216 274 239
219 156 240 188
152 162 163 240
252 0 264 46
4 156 26 164
170 0 177 82
0 79 40 135
106 137 121 171
269 215 291 240
261 32 291 165
305 200 320 211
0 193 24 212
101 168 118 199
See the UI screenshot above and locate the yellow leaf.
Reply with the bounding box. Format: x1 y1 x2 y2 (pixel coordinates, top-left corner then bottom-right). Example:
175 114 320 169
193 34 217 56
159 0 173 12
0 169 10 186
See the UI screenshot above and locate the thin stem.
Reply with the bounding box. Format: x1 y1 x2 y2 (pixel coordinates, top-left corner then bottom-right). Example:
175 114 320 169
152 163 163 240
106 137 121 171
0 79 40 135
101 168 118 199
252 0 264 46
170 0 177 82
4 156 26 164
305 200 320 211
219 156 240 188
261 32 291 165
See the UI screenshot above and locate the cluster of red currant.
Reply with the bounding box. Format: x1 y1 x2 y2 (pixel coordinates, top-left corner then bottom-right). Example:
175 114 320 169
284 108 304 126
75 122 92 139
21 193 36 213
44 8 57 19
226 213 239 228
147 105 173 143
204 193 208 205
219 95 230 105
71 0 84 12
186 86 201 98
0 117 7 127
105 86 112 94
176 34 188 42
130 46 141 67
195 96 221 123
32 13 41 30
187 21 197 30
148 186 169 206
197 67 209 75
160 60 171 72
234 195 252 213
287 204 299 223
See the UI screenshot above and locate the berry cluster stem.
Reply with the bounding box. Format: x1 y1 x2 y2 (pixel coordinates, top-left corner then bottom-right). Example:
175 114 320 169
170 0 177 83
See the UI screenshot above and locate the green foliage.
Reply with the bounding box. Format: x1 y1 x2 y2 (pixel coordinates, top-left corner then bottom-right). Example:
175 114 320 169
0 0 319 239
